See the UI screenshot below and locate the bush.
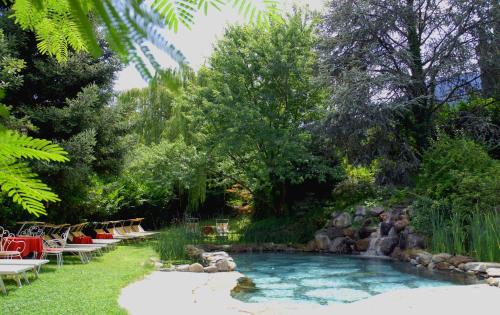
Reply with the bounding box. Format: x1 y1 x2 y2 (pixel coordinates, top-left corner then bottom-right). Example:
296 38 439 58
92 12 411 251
412 136 500 260
332 162 377 208
417 136 500 218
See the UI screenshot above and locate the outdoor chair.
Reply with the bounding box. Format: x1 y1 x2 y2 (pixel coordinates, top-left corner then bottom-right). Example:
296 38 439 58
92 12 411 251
215 219 230 240
71 223 120 248
0 265 32 294
185 217 200 235
0 259 49 278
0 227 25 259
41 228 99 266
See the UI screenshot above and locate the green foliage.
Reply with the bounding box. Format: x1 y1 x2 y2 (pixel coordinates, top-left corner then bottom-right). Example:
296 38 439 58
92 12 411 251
332 161 377 209
470 211 500 262
122 139 207 210
154 225 198 263
412 136 500 261
0 106 69 216
9 0 280 80
417 136 500 217
0 29 25 92
437 98 500 158
191 11 331 215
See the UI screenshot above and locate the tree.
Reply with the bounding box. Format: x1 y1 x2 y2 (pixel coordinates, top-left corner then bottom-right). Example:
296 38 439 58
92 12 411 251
191 12 331 216
319 0 488 183
472 0 500 98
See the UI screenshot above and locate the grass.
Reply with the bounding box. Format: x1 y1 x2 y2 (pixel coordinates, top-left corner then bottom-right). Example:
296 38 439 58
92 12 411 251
0 242 155 315
470 210 500 262
429 207 500 262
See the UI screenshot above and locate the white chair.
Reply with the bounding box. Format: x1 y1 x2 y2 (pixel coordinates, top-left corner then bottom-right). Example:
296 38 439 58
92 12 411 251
216 219 230 239
0 227 25 259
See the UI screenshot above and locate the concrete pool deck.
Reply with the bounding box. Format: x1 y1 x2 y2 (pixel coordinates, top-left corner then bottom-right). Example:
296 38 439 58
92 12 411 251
119 271 499 315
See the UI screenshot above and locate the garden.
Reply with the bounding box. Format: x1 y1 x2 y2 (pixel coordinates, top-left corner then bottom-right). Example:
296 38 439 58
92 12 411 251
0 0 499 314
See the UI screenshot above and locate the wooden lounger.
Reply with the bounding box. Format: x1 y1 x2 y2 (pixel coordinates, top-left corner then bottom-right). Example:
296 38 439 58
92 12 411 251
0 259 49 278
0 265 32 294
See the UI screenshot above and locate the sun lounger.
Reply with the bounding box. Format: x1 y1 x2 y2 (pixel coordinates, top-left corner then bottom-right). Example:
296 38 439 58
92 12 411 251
0 265 32 294
0 259 49 278
42 228 100 265
70 223 121 248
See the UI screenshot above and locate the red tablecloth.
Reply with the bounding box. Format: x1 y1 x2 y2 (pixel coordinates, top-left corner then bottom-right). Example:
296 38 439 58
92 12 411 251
73 236 93 244
96 233 113 239
3 236 43 258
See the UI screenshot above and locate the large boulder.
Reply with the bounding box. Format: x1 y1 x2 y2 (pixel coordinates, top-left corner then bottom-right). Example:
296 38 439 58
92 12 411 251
449 255 474 267
188 263 204 273
358 225 378 239
368 206 384 217
305 240 317 252
400 231 425 250
329 237 353 254
355 238 371 252
204 265 218 273
394 219 409 232
416 251 433 266
464 262 500 273
432 253 452 264
324 227 345 239
314 232 331 251
185 245 204 260
379 236 399 255
355 206 368 217
343 228 355 238
331 212 352 228
380 222 393 236
216 259 230 272
435 262 451 270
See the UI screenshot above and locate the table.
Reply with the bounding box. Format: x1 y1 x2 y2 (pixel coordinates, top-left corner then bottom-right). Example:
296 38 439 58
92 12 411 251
72 236 93 244
96 233 113 239
3 236 43 258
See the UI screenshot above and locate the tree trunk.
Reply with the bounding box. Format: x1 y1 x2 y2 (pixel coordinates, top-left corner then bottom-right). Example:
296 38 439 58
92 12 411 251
405 0 432 152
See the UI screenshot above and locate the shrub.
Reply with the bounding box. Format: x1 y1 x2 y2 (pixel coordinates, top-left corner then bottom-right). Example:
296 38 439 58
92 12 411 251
332 162 377 208
412 136 500 260
417 136 500 218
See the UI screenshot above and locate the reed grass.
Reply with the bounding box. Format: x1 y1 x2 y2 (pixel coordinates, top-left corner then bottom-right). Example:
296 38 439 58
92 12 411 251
469 210 500 262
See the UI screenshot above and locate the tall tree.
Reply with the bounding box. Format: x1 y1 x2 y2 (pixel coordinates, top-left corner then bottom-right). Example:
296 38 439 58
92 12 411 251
319 0 485 183
192 12 330 216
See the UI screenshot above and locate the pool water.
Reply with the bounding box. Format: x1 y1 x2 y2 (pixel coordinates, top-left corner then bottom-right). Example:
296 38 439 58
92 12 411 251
232 253 473 305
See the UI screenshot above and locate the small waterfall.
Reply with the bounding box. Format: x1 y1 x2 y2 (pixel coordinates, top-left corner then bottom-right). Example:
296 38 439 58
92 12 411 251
363 223 382 256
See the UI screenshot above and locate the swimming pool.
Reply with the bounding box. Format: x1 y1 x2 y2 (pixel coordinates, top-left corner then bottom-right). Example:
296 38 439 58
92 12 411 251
232 253 475 305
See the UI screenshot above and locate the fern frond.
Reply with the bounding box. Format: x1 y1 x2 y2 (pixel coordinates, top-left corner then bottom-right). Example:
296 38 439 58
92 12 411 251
0 130 68 216
10 0 281 81
0 130 69 162
0 160 60 216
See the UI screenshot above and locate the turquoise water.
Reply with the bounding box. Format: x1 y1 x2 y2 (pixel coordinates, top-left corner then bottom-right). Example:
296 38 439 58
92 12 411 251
232 253 473 305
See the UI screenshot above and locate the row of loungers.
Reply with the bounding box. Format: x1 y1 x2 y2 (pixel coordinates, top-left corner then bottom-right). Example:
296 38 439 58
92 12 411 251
0 218 157 294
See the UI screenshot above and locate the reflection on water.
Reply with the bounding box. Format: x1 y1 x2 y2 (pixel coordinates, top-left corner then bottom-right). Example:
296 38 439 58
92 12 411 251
232 253 477 305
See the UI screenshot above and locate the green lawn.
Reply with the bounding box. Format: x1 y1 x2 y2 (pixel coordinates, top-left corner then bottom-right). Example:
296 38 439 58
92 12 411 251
0 242 155 314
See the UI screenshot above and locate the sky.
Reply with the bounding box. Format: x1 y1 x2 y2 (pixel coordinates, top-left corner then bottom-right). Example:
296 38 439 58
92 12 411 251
114 0 326 91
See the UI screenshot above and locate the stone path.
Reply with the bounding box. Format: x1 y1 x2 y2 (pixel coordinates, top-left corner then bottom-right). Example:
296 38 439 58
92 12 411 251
119 271 500 315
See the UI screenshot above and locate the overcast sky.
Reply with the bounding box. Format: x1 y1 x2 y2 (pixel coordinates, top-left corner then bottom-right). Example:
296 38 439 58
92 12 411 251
114 0 326 91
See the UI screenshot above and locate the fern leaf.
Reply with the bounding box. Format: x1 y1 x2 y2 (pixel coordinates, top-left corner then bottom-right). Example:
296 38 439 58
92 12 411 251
0 130 69 162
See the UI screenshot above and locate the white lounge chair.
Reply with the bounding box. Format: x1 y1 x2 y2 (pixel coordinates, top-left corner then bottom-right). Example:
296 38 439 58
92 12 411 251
0 265 32 294
0 259 49 278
